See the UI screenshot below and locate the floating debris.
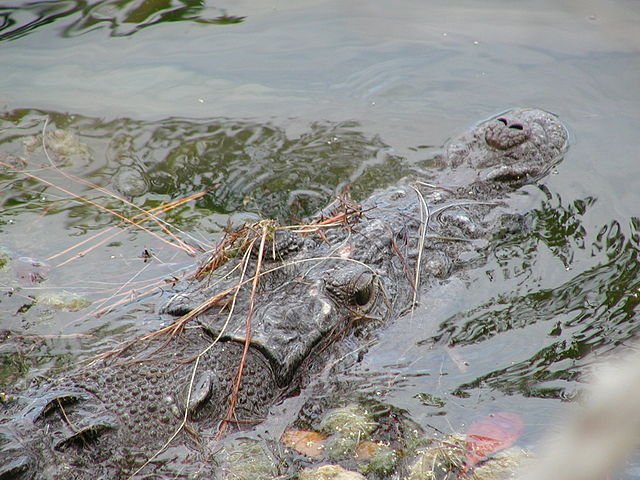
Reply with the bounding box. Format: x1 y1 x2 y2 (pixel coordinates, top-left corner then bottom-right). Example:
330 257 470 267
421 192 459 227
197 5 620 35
112 165 149 198
407 431 529 480
321 404 377 459
407 434 467 480
473 448 532 480
282 428 328 458
0 247 9 269
357 442 398 477
12 256 50 285
321 404 377 439
414 392 447 408
0 152 27 170
464 412 524 469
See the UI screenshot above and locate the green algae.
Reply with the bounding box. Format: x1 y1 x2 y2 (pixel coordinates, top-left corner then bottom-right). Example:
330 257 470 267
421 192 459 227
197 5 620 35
299 464 366 480
220 439 279 480
36 291 91 312
0 247 9 270
321 404 377 460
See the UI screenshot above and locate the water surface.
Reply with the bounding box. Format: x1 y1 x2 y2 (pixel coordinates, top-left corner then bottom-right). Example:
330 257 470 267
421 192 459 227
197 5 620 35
1 0 640 476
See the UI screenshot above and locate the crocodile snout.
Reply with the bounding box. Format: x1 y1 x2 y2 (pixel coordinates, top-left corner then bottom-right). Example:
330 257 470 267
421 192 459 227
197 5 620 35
484 116 531 150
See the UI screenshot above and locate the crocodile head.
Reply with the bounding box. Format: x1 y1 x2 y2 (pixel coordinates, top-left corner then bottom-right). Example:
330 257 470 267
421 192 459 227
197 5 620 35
443 108 569 187
163 243 395 386
223 259 388 384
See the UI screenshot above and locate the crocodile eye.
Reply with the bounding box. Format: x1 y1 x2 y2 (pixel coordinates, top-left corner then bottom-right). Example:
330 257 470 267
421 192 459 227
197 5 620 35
353 281 374 306
324 267 377 310
350 271 376 307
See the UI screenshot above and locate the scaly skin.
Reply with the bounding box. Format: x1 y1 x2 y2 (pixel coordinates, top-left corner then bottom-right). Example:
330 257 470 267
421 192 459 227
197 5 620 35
0 108 568 479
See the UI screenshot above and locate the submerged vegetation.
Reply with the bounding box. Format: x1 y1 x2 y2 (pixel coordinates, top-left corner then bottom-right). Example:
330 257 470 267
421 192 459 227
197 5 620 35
281 402 529 479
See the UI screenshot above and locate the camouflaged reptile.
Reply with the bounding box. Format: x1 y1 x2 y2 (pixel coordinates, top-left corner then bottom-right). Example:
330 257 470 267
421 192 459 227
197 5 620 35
0 108 568 479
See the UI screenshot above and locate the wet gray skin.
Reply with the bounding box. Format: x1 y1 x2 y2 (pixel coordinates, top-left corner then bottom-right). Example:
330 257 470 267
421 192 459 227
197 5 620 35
0 108 568 479
439 107 568 186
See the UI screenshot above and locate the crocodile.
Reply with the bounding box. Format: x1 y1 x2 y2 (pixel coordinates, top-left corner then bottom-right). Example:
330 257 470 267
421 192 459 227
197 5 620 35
0 108 568 479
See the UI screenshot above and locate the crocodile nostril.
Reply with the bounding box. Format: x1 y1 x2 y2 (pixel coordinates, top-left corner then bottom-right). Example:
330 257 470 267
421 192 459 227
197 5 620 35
485 116 530 150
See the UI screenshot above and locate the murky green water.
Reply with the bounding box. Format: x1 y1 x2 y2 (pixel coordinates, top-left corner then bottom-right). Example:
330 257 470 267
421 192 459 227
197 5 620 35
1 0 640 477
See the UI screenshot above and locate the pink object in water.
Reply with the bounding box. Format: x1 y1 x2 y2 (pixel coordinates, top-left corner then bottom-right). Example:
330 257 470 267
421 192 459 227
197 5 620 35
464 412 524 470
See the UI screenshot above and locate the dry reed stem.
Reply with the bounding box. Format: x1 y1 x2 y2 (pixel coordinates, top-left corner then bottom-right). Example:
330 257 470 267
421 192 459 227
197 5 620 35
217 223 268 437
411 185 430 310
39 116 198 256
50 190 209 267
0 160 191 254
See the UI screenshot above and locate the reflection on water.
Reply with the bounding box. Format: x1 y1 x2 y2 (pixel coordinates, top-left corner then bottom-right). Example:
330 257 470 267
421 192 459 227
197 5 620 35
1 109 406 224
108 116 408 220
0 0 244 41
427 194 640 399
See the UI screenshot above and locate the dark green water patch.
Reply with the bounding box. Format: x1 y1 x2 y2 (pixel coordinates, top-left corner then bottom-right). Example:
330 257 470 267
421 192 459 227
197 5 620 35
427 197 640 399
1 109 408 226
485 194 595 284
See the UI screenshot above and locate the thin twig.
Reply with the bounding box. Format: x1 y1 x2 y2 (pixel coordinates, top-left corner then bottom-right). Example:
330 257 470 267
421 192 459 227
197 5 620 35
411 185 430 310
218 223 268 437
50 190 209 266
39 116 199 256
0 160 189 253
